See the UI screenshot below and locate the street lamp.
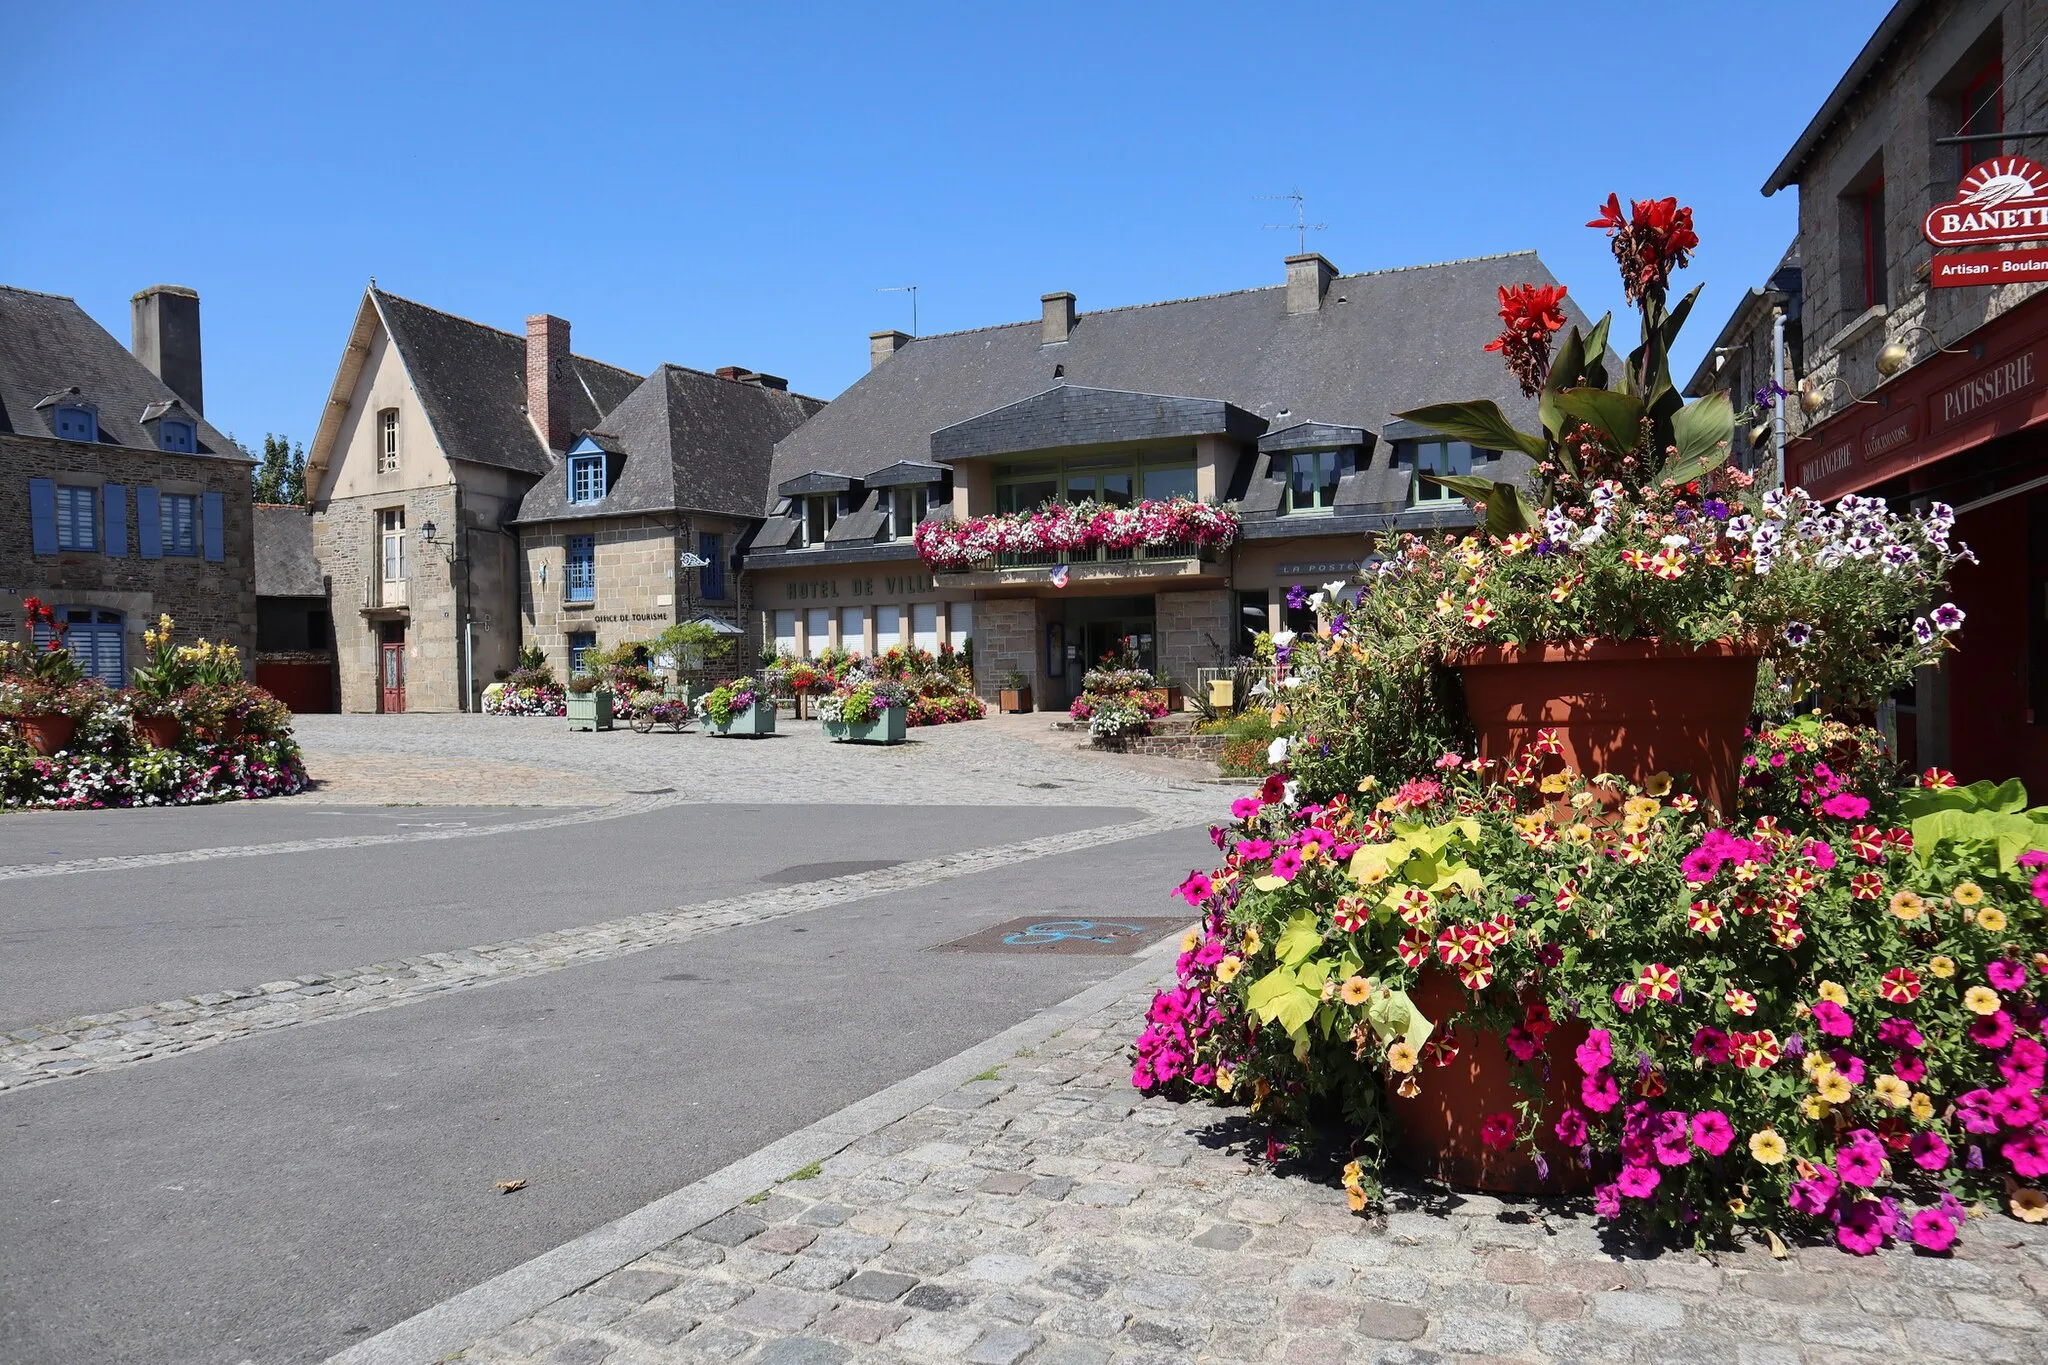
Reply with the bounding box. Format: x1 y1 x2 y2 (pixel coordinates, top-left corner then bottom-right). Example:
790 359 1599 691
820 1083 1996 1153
417 519 458 563
1797 375 1880 416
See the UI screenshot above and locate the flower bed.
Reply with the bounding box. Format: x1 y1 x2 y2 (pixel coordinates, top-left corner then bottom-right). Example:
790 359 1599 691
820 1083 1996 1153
1069 655 1170 741
909 694 986 726
3 738 308 809
482 683 566 716
913 497 1239 570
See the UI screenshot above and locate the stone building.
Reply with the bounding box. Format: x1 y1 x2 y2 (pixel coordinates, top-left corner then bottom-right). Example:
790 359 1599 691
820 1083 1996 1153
510 365 822 676
253 503 334 711
745 251 1572 708
304 290 640 712
1756 0 2048 790
1682 244 1805 476
0 284 254 675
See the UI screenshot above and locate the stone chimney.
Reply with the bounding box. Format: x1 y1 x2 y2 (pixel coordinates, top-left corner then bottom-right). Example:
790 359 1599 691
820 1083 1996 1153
1285 254 1337 314
715 367 790 391
526 314 573 452
869 330 912 369
1042 292 1076 344
131 285 204 415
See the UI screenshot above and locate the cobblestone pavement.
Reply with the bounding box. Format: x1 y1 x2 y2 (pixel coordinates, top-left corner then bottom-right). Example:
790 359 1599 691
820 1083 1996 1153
448 978 2048 1365
0 811 1188 1096
287 713 1231 820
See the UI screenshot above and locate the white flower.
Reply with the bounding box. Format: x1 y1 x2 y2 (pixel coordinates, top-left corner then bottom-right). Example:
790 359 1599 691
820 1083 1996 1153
1270 630 1297 648
1267 736 1290 766
1282 779 1301 807
1576 523 1608 548
1660 534 1689 548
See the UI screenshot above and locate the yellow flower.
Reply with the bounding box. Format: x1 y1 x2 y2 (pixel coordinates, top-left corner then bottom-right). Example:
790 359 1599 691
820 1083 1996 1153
1180 929 1201 954
1357 775 1378 792
1539 773 1571 795
1964 985 2001 1015
1242 926 1262 956
1571 791 1598 810
1977 906 2009 933
1817 1071 1853 1105
1872 1075 1911 1109
1645 772 1673 797
1566 823 1593 845
2012 1189 2048 1224
1342 1158 1362 1187
1386 1041 1419 1074
1930 955 1957 979
1396 1074 1421 1098
1346 1185 1367 1212
1727 1197 1747 1216
1340 976 1371 1006
1818 980 1849 1005
1749 1129 1787 1166
1623 796 1661 823
1214 1066 1235 1094
1888 890 1926 921
1802 1052 1833 1079
1953 881 1984 907
1358 862 1389 886
1800 1095 1833 1120
1910 1092 1935 1122
1215 955 1243 984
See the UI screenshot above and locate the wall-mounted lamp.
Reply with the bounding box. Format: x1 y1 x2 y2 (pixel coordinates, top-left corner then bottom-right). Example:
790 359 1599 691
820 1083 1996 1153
418 519 458 564
1875 325 1973 378
1798 375 1881 416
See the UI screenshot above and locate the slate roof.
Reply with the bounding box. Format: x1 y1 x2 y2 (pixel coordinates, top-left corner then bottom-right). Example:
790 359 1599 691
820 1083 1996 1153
0 285 248 459
763 251 1579 514
371 290 643 476
513 365 825 525
254 504 325 597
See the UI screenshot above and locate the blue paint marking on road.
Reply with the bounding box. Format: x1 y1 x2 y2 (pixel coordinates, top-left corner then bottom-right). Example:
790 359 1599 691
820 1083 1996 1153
1000 919 1148 947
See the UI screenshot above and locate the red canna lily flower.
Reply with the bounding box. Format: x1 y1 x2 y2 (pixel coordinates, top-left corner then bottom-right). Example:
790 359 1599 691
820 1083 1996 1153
1484 282 1570 396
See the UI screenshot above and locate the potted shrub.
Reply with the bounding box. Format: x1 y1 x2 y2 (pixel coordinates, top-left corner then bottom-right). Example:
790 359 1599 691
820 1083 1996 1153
998 670 1034 714
565 673 614 731
0 598 101 755
819 679 910 744
698 678 774 737
127 613 194 748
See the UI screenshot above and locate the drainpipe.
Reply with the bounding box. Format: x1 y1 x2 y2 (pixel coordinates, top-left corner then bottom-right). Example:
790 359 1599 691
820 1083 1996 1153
463 614 474 714
1772 307 1788 491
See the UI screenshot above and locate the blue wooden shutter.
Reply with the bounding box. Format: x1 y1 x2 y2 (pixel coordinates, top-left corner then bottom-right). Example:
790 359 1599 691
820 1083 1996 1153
201 491 225 562
103 483 127 557
137 486 162 558
28 479 57 554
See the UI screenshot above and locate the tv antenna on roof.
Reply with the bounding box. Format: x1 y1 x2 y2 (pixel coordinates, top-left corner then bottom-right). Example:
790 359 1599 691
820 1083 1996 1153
877 284 919 336
1259 188 1327 254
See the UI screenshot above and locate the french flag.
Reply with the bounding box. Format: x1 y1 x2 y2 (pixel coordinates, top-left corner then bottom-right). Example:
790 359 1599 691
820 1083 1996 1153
1050 565 1070 589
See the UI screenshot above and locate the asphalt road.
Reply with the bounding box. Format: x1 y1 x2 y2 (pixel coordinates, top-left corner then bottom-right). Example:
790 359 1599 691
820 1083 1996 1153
0 804 1211 1364
0 804 571 867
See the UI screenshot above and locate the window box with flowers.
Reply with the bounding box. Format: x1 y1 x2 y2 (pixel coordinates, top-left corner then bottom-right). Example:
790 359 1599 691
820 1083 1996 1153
819 679 910 744
912 497 1239 572
697 680 774 737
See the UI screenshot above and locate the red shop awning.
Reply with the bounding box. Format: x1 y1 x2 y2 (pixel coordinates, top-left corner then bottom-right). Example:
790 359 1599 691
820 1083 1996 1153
1791 289 2048 500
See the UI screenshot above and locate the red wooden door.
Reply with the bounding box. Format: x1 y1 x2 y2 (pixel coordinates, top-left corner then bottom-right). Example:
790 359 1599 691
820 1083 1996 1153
380 642 406 713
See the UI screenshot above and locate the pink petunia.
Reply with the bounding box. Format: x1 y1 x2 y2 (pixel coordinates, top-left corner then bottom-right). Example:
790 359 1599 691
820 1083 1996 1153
1811 1000 1855 1039
1910 1208 1957 1252
1554 1107 1589 1147
1835 1132 1885 1188
1575 1029 1613 1075
1691 1110 1735 1157
1691 1027 1731 1064
1581 1069 1620 1114
1802 839 1836 869
1894 1052 1927 1084
1820 792 1871 820
1789 1167 1837 1217
1834 1198 1888 1255
1652 1112 1693 1167
1910 1131 1951 1171
2003 1129 2048 1179
1972 1011 2017 1050
1593 1182 1621 1218
1990 1086 2044 1129
1988 958 2028 992
1480 1111 1517 1150
1229 797 1261 822
1616 1163 1660 1198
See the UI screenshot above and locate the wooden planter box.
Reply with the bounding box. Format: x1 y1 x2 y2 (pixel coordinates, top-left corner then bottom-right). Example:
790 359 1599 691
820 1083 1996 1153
704 703 776 738
823 709 908 745
566 689 615 731
999 687 1033 714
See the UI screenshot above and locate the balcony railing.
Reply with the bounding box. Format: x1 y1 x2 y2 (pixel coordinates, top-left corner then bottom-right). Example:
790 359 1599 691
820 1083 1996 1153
988 541 1204 570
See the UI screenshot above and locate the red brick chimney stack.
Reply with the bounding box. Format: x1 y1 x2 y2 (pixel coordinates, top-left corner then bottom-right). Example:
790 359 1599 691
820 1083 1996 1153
526 314 573 452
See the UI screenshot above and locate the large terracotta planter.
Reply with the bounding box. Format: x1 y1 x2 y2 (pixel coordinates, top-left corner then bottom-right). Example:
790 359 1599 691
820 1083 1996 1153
135 715 183 749
17 714 77 757
1388 969 1593 1195
1453 639 1761 814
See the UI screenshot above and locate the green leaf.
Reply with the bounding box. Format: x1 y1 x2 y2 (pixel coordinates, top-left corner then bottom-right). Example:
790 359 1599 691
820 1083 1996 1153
1659 284 1703 351
1908 808 2048 869
1550 388 1645 453
1271 985 1320 1037
1394 401 1548 461
1582 313 1613 388
1276 909 1324 967
1416 475 1533 536
1245 965 1298 1015
1662 392 1735 485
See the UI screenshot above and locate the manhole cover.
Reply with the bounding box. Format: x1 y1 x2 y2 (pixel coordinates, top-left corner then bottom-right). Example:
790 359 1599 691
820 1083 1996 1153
933 916 1188 955
760 859 902 885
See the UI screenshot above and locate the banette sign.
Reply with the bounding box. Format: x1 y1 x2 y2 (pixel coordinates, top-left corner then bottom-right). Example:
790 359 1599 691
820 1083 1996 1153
1925 158 2048 248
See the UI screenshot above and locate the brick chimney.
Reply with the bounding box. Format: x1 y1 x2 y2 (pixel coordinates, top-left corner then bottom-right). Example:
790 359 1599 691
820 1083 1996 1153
715 367 791 391
526 314 573 452
131 285 204 415
1285 254 1337 314
1042 292 1076 344
869 330 911 369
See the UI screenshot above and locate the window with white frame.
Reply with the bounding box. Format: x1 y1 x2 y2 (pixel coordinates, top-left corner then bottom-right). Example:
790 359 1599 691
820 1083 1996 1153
378 409 401 473
803 494 838 547
380 507 406 582
890 486 928 539
569 452 604 504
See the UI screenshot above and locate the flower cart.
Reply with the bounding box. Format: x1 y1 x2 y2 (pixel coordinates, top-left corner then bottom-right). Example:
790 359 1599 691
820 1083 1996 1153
566 681 614 731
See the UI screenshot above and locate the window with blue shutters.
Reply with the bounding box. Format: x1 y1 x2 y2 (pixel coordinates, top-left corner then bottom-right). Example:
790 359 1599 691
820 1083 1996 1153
565 534 596 602
699 532 724 600
160 493 199 556
52 406 97 442
568 453 604 504
55 485 98 551
33 608 125 686
568 631 596 674
159 420 195 453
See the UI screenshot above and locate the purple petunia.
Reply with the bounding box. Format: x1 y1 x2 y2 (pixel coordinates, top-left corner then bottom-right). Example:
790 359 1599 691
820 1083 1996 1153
1932 602 1965 632
1782 621 1812 647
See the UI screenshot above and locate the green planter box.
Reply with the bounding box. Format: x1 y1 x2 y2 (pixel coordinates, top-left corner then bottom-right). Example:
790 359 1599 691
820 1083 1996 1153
704 703 776 738
822 708 908 745
567 688 614 731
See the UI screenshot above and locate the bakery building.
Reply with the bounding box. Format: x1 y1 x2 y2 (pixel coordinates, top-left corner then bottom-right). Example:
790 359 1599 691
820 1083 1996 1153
1761 0 2048 792
745 250 1566 707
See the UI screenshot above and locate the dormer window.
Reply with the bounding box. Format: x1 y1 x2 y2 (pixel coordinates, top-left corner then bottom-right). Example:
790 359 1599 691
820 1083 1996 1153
158 419 196 453
568 452 605 504
803 494 838 547
1281 450 1343 514
1393 439 1498 506
888 486 928 540
52 405 97 443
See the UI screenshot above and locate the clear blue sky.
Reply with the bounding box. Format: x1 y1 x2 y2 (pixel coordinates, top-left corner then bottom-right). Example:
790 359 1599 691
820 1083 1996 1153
4 0 1889 450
